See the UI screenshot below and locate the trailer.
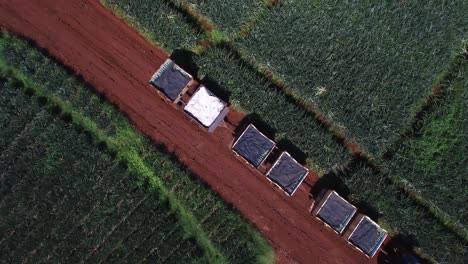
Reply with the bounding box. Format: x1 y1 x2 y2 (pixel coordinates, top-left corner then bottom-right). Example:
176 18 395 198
149 59 229 132
266 152 309 196
344 214 388 257
311 190 357 234
232 124 310 196
232 124 276 169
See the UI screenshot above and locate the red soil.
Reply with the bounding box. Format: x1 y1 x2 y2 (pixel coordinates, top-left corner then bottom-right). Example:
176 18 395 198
0 1 379 263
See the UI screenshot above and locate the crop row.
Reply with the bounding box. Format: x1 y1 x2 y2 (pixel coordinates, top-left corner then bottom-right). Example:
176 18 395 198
0 33 273 263
0 80 44 152
0 80 203 263
101 0 200 52
169 0 263 35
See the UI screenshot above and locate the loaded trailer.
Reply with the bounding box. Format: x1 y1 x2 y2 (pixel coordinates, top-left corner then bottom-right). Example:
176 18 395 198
345 214 388 257
149 59 229 132
311 189 388 257
232 124 309 196
151 60 310 196
312 190 357 234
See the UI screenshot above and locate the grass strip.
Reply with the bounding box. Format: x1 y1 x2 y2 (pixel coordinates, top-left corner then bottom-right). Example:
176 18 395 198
100 0 200 53
169 0 263 36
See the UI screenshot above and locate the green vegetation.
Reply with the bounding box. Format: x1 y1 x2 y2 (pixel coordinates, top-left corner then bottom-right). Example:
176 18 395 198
237 0 468 155
0 79 205 263
384 62 468 227
102 0 200 52
196 47 350 174
0 33 273 264
171 0 263 35
341 165 466 264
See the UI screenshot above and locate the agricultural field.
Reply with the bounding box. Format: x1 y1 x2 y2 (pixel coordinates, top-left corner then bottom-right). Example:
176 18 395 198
237 0 468 155
0 80 204 263
384 63 468 227
340 165 466 264
2 0 468 263
0 33 273 264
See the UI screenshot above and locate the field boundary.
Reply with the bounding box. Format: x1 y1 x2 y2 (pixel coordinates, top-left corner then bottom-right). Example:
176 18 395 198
231 0 283 41
0 60 227 264
383 42 468 159
99 1 170 53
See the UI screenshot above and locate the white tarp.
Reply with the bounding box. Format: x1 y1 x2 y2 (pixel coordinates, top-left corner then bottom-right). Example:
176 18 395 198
184 86 225 127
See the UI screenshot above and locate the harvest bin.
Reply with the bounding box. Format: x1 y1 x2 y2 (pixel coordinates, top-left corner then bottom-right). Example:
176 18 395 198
345 214 387 257
150 59 228 133
184 85 229 133
266 152 308 196
149 59 193 103
312 190 357 234
232 124 275 168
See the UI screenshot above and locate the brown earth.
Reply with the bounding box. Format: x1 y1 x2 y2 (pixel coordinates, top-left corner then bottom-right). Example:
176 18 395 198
0 0 381 263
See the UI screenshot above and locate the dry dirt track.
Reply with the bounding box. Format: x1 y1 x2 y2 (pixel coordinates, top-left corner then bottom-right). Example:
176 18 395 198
0 1 378 263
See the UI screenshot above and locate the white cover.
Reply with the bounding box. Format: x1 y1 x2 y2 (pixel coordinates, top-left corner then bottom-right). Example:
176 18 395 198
184 86 225 127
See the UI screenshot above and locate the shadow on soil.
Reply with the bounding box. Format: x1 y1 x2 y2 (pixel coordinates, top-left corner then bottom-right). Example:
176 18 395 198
170 49 199 77
233 112 309 165
201 75 232 103
377 234 424 264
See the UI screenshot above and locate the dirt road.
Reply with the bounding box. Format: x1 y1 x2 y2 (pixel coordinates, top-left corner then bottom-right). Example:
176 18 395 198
0 1 376 263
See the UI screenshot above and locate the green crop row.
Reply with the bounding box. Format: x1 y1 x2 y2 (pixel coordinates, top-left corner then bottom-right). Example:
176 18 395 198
101 0 200 52
383 58 468 228
237 0 468 156
169 0 263 35
341 165 466 264
0 79 203 263
0 33 273 264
